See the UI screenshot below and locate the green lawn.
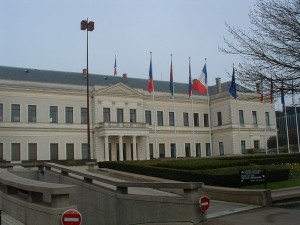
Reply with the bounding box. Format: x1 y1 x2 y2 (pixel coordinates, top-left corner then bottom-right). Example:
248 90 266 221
242 163 300 190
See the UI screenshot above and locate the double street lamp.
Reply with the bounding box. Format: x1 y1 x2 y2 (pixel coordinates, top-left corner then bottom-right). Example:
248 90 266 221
81 19 94 161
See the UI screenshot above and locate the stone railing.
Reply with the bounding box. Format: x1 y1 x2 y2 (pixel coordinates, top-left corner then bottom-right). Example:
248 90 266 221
42 163 202 198
98 122 148 129
0 169 76 225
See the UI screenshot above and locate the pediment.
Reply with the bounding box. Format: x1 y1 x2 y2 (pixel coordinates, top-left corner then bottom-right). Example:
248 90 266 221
96 83 142 96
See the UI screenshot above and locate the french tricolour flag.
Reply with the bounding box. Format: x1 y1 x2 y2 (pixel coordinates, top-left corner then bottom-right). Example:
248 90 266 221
192 63 207 95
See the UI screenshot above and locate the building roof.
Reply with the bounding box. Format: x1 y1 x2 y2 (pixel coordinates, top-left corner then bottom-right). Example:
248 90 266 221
0 65 252 96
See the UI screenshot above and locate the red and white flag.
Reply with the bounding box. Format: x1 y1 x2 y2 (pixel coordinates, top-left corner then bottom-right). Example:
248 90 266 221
192 63 207 95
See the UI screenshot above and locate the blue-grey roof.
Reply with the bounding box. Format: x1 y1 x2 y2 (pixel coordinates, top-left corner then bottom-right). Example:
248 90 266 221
0 66 252 95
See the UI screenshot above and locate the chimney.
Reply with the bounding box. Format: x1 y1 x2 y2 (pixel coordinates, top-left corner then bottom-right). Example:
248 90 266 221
122 73 128 81
216 77 222 93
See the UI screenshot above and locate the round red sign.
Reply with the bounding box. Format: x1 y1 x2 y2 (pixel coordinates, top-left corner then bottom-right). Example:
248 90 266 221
199 196 210 212
61 209 82 225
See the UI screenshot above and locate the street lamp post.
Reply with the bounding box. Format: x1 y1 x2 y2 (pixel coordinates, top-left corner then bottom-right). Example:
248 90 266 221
81 19 94 161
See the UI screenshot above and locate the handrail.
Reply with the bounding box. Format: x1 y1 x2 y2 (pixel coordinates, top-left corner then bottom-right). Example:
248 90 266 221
41 162 203 196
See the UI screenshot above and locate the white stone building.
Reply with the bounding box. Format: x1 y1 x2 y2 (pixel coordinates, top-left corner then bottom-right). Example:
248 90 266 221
0 66 277 162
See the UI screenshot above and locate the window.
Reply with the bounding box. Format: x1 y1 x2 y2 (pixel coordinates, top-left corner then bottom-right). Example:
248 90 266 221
185 143 191 157
0 143 3 160
194 113 199 127
11 143 20 161
28 105 37 122
149 143 154 159
28 143 37 161
117 108 124 123
196 143 201 157
170 143 176 158
130 109 136 123
206 143 211 156
254 140 260 149
50 106 58 123
82 143 88 160
204 113 209 127
241 140 246 154
81 107 87 124
239 110 244 124
265 112 270 125
103 108 110 123
65 107 73 124
157 111 164 126
11 104 20 122
252 111 257 125
159 143 165 158
217 112 222 126
219 142 224 156
145 110 152 125
0 103 3 122
183 112 189 126
66 143 74 160
50 143 59 161
169 112 175 126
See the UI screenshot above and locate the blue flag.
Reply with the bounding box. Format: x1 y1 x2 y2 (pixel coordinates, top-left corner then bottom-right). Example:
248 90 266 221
229 67 237 99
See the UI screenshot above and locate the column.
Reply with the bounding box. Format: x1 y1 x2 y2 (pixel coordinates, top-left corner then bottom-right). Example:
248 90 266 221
145 136 150 160
105 135 109 161
119 135 123 161
132 135 137 160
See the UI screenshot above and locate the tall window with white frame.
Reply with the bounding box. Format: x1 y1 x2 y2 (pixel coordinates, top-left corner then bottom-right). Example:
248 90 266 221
241 140 246 154
196 143 201 157
50 106 58 123
185 143 191 157
219 142 224 156
11 104 20 122
50 143 59 161
0 103 3 122
145 110 152 125
206 143 211 156
183 112 189 126
217 111 222 126
252 111 258 125
11 143 20 161
28 143 37 161
239 110 244 125
66 143 74 160
170 143 176 158
265 112 270 125
81 107 87 124
169 112 175 126
103 108 110 123
194 113 199 127
130 109 136 123
65 107 73 124
28 105 37 123
117 108 124 123
81 143 88 159
157 111 163 126
0 143 3 160
204 113 209 127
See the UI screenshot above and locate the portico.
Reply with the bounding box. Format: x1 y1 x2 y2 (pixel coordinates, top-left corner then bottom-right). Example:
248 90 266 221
95 122 150 161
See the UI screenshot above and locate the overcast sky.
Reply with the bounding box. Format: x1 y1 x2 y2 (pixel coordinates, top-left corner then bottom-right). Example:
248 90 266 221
1 0 255 86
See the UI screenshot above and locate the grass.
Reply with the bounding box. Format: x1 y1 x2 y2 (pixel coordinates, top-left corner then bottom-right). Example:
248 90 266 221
241 163 300 190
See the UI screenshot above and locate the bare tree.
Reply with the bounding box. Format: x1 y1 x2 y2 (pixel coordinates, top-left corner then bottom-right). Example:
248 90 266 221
220 0 300 102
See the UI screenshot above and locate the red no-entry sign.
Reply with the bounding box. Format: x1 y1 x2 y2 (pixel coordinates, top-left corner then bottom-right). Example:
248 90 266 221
199 196 210 212
61 209 82 225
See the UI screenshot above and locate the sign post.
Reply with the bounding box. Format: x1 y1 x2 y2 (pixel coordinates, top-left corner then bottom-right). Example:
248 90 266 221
61 209 82 225
199 196 210 224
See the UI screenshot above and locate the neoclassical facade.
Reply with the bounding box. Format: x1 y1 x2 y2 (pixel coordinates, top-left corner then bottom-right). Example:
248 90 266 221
0 66 277 162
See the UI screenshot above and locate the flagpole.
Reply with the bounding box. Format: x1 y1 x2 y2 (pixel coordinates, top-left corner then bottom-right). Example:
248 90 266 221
205 59 213 156
292 80 300 153
270 76 279 153
235 98 241 154
261 81 268 154
191 96 196 157
170 54 177 158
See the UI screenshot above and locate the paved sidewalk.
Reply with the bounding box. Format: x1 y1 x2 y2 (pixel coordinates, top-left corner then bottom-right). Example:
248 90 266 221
205 206 300 225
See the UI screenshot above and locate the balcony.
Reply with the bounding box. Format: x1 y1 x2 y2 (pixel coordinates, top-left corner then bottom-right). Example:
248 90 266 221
95 122 149 136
